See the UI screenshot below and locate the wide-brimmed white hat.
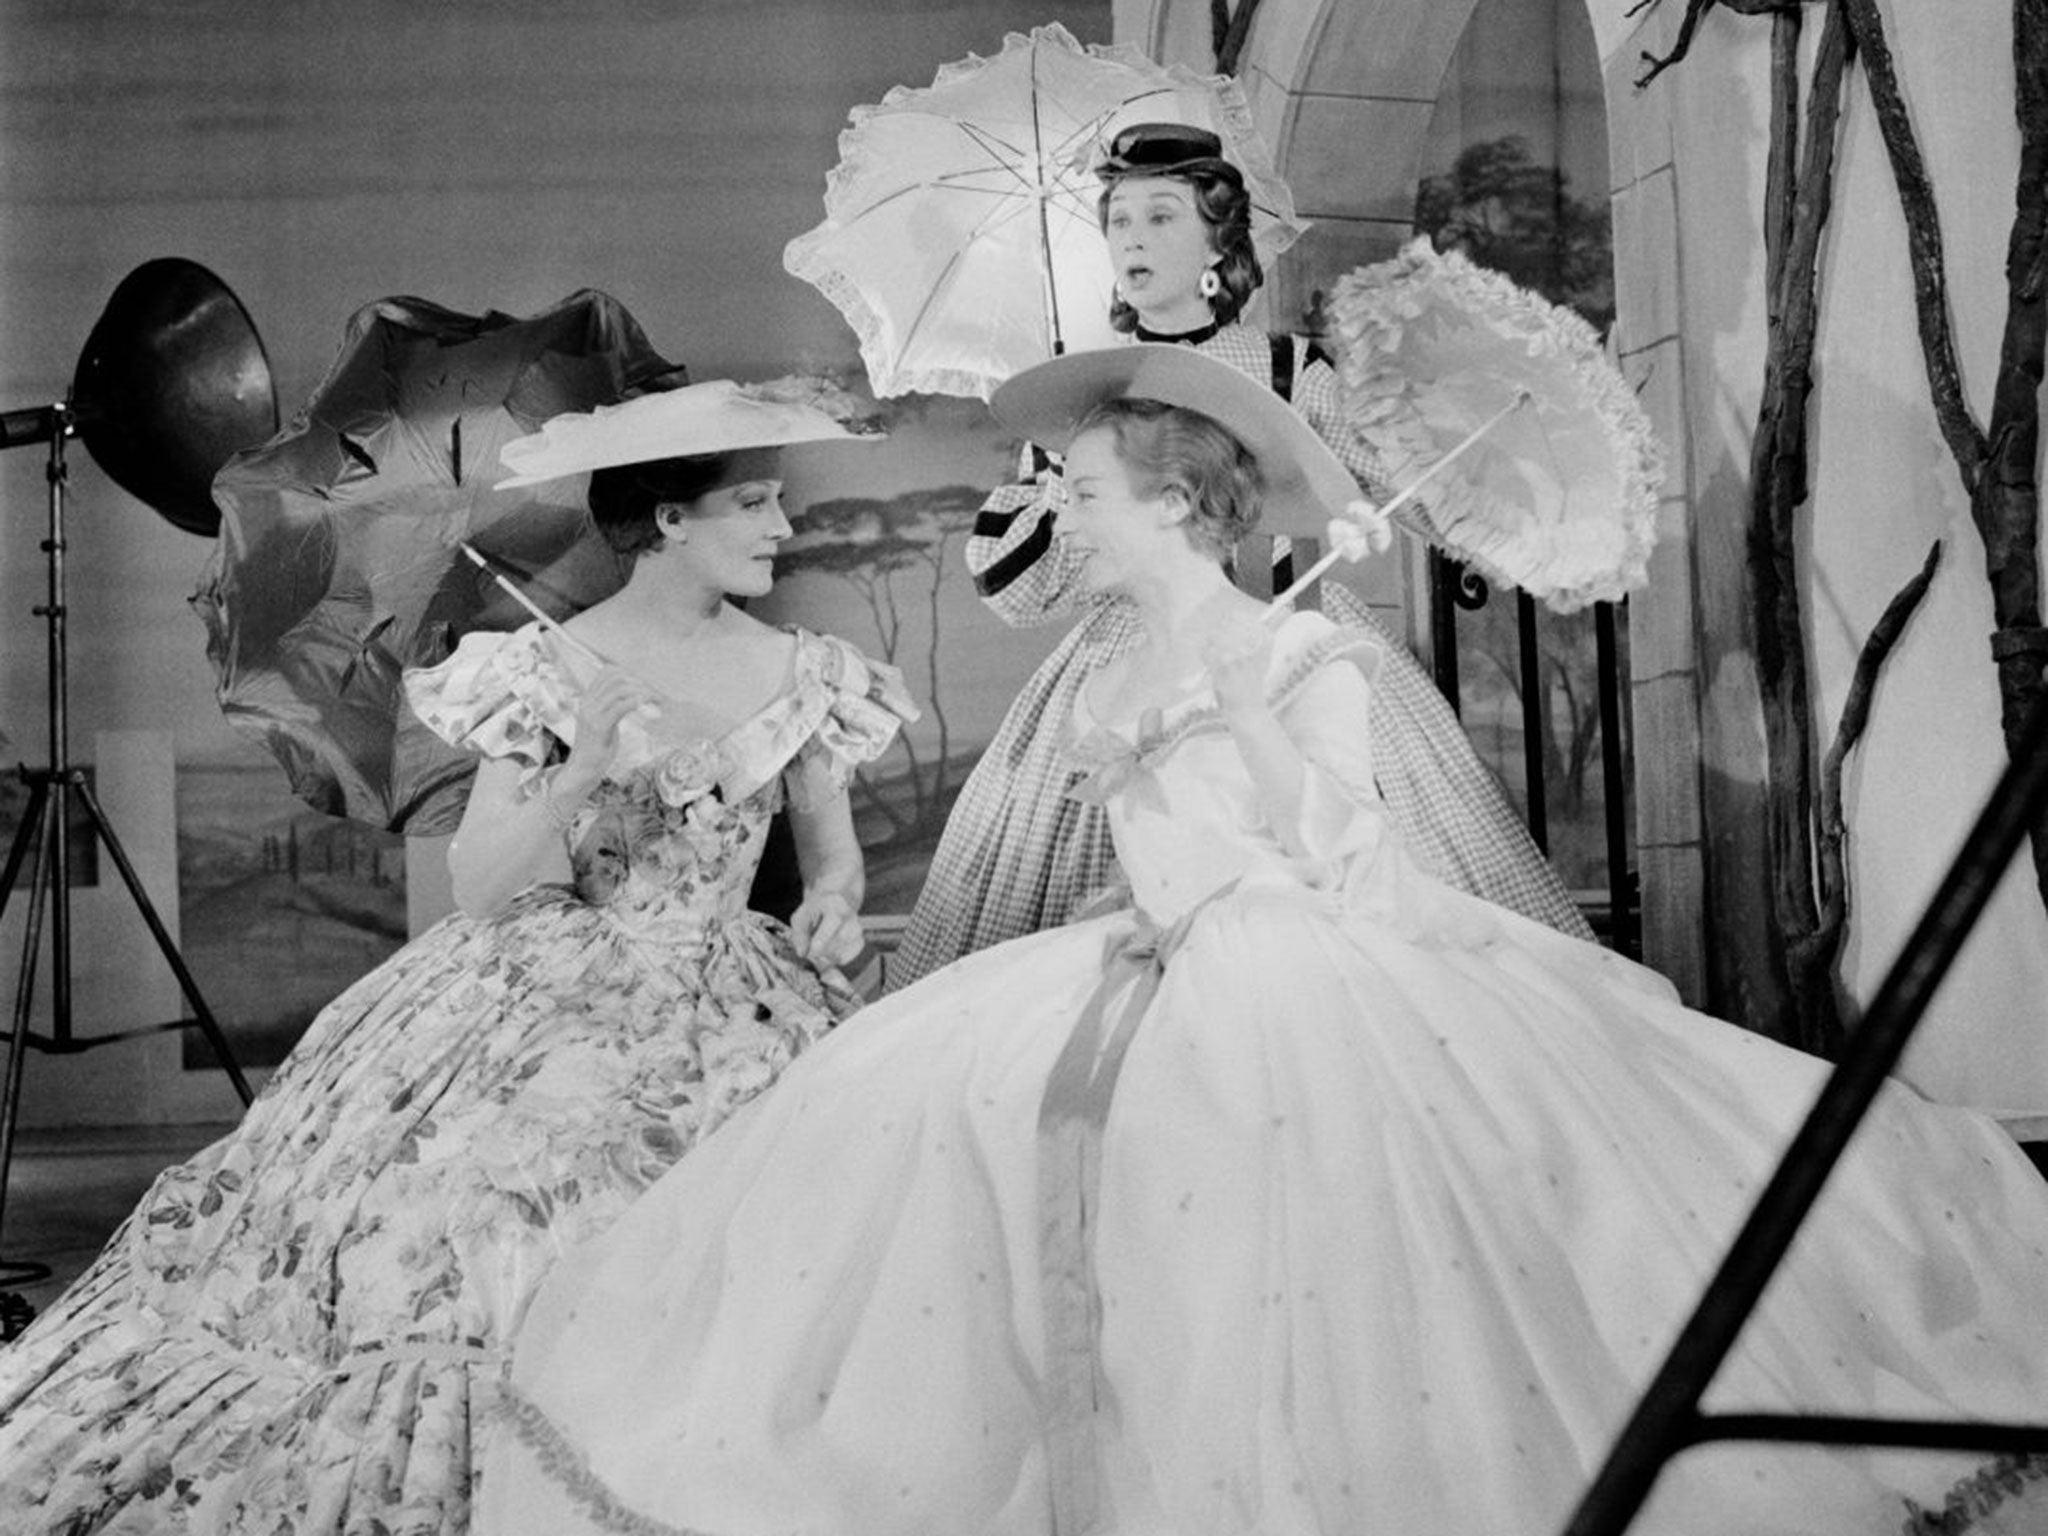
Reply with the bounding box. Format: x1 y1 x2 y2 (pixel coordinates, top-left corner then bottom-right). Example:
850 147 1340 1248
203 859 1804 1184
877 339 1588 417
496 377 880 489
988 344 1356 538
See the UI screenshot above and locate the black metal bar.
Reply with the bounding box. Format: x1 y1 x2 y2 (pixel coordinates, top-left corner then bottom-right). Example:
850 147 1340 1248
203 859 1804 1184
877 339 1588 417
42 422 74 1044
1561 683 2048 1536
1517 588 1548 852
1688 1413 2048 1456
1430 550 1462 714
0 786 58 1289
0 771 46 917
1595 600 1635 955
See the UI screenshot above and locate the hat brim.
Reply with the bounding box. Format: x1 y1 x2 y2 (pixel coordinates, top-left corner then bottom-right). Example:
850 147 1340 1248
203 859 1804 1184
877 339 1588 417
496 380 879 489
988 344 1358 540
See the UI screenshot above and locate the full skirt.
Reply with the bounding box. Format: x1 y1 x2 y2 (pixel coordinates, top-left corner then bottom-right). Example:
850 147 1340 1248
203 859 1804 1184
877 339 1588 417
0 885 849 1536
487 874 2048 1536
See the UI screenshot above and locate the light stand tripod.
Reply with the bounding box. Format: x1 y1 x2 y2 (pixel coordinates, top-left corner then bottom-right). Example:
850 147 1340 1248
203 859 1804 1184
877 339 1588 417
0 259 276 1328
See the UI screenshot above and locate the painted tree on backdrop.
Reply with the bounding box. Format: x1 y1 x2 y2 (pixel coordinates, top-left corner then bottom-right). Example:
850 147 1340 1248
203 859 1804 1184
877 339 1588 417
776 482 980 845
1641 0 2048 1058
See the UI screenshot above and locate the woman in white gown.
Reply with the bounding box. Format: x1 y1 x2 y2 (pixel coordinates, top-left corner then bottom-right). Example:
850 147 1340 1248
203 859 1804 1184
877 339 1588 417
481 347 2048 1536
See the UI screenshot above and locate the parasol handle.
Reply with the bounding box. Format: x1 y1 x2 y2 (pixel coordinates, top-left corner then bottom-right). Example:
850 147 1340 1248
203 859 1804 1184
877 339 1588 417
459 542 616 669
1265 389 1533 622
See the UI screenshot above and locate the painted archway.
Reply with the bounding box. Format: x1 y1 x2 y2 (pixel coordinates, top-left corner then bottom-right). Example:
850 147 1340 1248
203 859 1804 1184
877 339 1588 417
1112 0 2048 1115
1114 0 1710 1006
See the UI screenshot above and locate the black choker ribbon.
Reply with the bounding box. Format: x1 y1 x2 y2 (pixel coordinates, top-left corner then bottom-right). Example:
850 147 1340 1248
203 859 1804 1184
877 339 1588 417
1134 318 1223 346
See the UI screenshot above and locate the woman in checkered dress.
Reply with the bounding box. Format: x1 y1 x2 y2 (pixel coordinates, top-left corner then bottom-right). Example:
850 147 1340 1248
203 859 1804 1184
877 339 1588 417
891 123 1591 990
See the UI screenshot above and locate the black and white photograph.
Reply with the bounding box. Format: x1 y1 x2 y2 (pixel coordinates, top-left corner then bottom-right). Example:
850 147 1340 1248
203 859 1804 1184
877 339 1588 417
3 1 2046 1532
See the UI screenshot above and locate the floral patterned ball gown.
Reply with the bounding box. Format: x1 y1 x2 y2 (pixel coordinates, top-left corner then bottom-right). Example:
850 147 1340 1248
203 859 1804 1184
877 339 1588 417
0 623 913 1536
484 612 2048 1536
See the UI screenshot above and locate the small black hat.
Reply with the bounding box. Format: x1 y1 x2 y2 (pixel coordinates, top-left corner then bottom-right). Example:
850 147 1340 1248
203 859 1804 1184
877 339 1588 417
1093 122 1237 182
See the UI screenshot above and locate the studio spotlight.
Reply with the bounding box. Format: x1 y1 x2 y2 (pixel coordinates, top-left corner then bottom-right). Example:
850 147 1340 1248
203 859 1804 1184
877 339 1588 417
0 258 279 1326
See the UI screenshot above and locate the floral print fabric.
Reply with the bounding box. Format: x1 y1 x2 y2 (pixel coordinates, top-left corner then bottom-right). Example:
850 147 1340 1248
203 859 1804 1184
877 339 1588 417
0 624 912 1536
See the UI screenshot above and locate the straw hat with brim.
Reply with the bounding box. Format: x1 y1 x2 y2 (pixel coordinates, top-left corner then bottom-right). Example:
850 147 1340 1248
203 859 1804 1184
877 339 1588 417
496 379 880 489
988 344 1356 539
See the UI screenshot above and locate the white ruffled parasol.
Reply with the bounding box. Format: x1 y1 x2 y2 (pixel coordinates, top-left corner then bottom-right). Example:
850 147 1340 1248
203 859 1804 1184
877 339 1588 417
1324 238 1665 612
784 22 1305 401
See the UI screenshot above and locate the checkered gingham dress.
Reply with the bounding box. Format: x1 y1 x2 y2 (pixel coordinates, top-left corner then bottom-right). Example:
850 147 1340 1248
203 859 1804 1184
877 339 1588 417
890 324 1592 990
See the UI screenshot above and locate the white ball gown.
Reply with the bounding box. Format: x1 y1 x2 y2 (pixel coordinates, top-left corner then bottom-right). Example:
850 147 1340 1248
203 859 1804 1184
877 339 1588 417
481 612 2048 1536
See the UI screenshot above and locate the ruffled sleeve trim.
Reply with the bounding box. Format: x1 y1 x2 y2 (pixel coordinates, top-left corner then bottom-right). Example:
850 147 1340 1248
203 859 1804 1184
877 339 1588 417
402 625 581 771
718 630 919 806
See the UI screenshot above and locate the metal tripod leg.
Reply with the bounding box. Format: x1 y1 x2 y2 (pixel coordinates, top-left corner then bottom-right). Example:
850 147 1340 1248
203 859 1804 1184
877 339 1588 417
72 774 253 1103
0 777 58 1292
0 764 256 1315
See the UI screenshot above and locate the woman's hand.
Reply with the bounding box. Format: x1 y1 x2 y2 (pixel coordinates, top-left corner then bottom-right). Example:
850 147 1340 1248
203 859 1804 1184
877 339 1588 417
1326 497 1393 563
788 888 864 969
566 665 661 781
1200 608 1276 719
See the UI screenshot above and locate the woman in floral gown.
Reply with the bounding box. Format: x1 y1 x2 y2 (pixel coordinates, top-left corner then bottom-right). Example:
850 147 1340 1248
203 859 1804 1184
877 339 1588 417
0 381 914 1535
890 122 1588 989
482 348 2048 1536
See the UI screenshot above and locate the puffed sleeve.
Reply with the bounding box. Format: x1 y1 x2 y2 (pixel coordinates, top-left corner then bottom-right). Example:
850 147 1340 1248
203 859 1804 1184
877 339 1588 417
709 631 921 811
964 443 1095 629
1269 618 1389 862
780 634 921 809
401 626 581 774
1270 616 1503 945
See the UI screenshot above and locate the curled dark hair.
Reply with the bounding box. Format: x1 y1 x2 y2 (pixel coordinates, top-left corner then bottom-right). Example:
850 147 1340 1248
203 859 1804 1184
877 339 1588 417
584 452 736 558
1098 162 1263 332
1073 397 1262 560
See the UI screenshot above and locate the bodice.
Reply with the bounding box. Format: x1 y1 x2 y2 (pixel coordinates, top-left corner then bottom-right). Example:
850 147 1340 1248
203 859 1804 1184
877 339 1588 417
1065 613 1390 928
405 621 917 953
562 748 779 953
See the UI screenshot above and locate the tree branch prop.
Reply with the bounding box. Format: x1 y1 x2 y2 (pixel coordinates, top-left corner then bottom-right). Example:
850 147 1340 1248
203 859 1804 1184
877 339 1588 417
1840 0 2048 909
1636 0 1722 89
1839 0 1987 485
1975 0 2048 902
1212 0 1264 76
1762 14 1801 301
1746 1 1854 1056
1801 540 1943 998
1635 0 1813 89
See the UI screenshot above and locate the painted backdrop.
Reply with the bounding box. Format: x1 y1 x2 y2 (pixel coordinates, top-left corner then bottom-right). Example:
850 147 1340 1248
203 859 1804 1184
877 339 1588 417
0 0 1105 1102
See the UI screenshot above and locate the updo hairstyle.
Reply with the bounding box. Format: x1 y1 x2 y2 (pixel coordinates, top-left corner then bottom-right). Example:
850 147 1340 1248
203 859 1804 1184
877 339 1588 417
1073 397 1262 560
585 452 735 559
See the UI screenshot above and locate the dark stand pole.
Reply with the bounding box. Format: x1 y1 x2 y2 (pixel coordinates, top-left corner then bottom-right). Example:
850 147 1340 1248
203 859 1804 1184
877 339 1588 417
0 406 252 1320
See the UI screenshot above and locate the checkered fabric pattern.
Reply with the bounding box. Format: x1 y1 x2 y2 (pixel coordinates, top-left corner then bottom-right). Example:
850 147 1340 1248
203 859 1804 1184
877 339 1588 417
1316 582 1591 940
890 326 1590 990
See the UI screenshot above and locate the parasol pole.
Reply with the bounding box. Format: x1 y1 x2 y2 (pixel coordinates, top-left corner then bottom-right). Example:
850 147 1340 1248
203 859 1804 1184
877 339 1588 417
1029 37 1067 359
1264 389 1532 621
459 543 615 669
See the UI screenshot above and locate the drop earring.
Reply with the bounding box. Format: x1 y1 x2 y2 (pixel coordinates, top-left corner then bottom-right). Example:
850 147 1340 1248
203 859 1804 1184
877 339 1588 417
1198 268 1222 300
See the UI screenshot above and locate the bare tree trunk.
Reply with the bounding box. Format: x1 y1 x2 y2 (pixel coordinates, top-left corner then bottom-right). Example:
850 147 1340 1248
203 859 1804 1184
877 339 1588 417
1842 0 2048 909
1747 3 1854 1056
1977 0 2048 899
